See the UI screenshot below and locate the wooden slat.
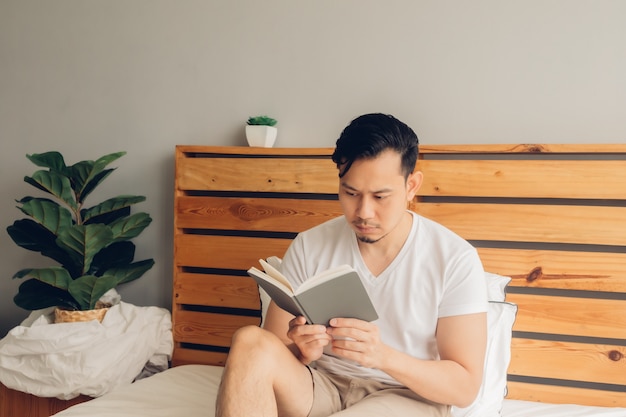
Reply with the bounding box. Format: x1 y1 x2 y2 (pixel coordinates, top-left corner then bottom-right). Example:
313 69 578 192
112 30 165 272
506 381 626 407
176 196 342 232
414 203 626 246
417 160 626 199
171 348 228 367
0 383 91 417
177 145 334 156
507 293 626 339
174 235 291 270
477 248 626 292
419 143 626 154
509 338 626 385
177 157 338 193
174 273 260 309
173 310 260 347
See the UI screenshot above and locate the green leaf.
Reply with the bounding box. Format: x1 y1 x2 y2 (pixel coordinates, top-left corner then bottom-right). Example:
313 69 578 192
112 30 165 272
17 197 73 234
14 279 79 311
90 241 135 275
68 275 118 310
56 224 114 274
109 212 152 242
7 219 79 275
83 206 130 226
78 169 115 205
24 170 77 210
13 267 72 290
26 152 67 172
69 152 125 204
82 195 146 224
104 259 155 285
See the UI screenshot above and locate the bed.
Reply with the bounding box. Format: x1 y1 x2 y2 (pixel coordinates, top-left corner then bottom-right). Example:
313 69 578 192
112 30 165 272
4 143 625 416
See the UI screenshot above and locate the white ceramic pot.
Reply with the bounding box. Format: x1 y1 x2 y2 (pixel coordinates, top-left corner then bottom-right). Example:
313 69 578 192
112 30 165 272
245 125 277 147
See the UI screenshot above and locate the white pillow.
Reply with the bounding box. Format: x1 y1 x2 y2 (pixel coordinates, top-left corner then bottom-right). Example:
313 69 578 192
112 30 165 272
452 272 516 417
485 271 511 302
452 299 518 417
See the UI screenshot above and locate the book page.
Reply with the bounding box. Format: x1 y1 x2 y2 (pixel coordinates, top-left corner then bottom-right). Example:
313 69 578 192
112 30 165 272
297 264 355 293
259 258 293 292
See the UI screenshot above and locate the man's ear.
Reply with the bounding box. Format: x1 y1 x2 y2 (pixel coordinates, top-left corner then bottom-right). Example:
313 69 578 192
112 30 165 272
406 170 423 200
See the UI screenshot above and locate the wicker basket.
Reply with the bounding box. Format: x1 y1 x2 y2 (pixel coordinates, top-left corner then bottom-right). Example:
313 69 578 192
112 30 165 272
54 307 108 323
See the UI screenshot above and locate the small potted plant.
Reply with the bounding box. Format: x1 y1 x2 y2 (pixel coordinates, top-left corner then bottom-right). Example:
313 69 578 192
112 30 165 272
245 115 278 147
6 151 154 323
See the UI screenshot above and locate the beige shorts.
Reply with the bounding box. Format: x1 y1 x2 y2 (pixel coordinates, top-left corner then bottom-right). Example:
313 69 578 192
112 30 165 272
307 367 451 417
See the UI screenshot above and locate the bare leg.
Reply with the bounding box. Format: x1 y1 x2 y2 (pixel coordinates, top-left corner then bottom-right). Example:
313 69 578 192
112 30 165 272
216 325 314 417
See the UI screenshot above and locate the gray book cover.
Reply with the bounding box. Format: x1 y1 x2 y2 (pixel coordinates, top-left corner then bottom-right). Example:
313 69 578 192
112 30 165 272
247 264 378 326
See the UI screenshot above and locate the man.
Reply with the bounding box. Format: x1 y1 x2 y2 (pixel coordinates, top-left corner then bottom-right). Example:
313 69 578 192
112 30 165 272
216 113 488 417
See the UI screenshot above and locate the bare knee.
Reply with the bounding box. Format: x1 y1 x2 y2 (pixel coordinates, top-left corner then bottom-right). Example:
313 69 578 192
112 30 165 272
227 325 286 366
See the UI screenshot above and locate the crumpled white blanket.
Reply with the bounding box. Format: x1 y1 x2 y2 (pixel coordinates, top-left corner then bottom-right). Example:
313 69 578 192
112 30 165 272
0 301 173 400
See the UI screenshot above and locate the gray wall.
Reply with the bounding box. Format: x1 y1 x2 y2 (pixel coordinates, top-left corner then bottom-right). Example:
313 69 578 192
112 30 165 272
1 1 625 337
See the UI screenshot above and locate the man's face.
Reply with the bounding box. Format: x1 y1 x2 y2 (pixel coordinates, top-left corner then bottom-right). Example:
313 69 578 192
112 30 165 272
338 149 420 244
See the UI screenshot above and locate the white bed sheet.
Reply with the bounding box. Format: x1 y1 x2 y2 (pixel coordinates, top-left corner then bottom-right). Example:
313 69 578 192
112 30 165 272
52 364 626 417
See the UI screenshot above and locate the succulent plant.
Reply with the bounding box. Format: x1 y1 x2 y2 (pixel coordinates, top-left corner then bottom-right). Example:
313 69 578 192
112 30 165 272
247 116 277 127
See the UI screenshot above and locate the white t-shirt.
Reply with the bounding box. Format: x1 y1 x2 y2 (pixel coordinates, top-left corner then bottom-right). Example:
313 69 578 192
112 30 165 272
279 211 488 384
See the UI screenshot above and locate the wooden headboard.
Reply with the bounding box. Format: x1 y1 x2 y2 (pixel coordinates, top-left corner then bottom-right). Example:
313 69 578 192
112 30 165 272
172 144 626 408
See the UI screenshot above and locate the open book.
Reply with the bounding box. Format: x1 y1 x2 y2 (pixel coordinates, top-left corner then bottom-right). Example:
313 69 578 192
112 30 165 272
247 258 378 325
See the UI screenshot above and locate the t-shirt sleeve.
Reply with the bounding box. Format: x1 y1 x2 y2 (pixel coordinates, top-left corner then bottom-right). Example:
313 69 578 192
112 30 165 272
438 248 488 318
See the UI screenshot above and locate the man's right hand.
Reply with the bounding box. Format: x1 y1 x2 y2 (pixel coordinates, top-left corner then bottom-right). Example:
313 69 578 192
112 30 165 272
286 316 332 365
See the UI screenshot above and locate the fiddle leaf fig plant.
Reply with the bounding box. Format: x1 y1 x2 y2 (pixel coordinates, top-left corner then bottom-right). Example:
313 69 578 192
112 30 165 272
7 151 155 311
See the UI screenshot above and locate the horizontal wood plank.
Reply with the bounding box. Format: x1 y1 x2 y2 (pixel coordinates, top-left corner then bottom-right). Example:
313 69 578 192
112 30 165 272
177 145 334 157
177 157 338 193
174 235 292 270
176 196 342 232
417 160 626 199
0 383 91 417
174 273 260 310
506 381 626 407
419 143 626 154
177 144 626 157
507 293 626 339
509 338 626 385
477 248 626 292
173 310 260 347
414 203 626 246
171 348 228 367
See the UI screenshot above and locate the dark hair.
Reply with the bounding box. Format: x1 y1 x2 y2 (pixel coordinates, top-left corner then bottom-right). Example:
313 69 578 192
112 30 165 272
331 113 419 178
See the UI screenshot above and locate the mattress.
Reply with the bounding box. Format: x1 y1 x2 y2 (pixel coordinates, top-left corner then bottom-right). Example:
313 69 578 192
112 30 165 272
52 365 626 417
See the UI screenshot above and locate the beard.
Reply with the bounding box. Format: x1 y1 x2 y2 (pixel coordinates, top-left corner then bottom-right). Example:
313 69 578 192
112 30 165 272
355 228 391 244
357 235 382 244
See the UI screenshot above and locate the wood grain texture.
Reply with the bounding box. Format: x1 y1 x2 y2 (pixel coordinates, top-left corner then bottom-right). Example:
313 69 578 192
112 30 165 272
414 203 626 246
0 383 91 417
174 235 292 270
477 248 626 292
509 338 626 385
173 310 260 347
175 196 342 232
507 293 626 339
174 273 261 309
418 143 626 154
177 157 338 193
171 348 228 367
417 160 626 199
506 381 626 407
